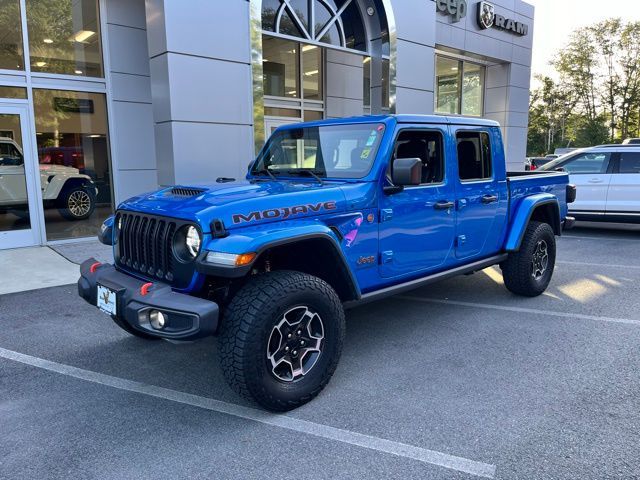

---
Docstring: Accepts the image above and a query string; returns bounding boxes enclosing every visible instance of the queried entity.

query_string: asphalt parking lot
[1,223,639,480]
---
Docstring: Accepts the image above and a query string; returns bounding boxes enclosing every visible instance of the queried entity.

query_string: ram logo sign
[232,201,338,224]
[477,1,529,36]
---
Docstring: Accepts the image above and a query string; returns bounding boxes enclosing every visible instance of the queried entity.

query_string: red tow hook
[140,282,153,296]
[89,262,101,273]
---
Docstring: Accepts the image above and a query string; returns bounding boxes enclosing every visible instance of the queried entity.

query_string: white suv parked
[0,137,97,220]
[540,145,640,223]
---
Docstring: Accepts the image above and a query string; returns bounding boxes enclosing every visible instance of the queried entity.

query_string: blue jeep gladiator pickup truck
[79,115,576,411]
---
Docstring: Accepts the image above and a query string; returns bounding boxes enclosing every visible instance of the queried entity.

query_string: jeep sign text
[436,0,467,23]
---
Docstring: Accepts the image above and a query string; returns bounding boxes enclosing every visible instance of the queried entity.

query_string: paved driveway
[1,224,639,479]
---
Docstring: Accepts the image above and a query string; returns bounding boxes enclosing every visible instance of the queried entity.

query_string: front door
[0,105,41,249]
[379,128,456,278]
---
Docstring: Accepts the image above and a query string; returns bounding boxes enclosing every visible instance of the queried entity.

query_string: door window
[561,152,610,174]
[392,130,444,185]
[618,152,640,174]
[0,114,30,233]
[456,131,492,181]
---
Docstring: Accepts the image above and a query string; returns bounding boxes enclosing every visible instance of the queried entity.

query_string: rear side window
[619,152,640,174]
[561,152,610,174]
[456,131,492,181]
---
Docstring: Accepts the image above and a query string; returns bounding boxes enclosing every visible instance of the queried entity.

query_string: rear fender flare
[505,194,561,252]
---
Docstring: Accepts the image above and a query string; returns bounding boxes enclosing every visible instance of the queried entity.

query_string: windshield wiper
[253,168,278,181]
[285,169,325,185]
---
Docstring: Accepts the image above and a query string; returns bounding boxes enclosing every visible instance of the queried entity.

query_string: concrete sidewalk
[0,240,112,295]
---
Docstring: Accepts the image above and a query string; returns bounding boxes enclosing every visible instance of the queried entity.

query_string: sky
[528,0,640,78]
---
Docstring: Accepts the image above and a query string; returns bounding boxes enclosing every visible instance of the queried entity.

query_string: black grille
[114,212,195,288]
[169,187,206,197]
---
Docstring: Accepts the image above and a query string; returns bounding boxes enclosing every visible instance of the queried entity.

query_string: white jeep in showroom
[0,137,97,220]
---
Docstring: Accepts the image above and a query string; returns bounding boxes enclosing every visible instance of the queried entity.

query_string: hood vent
[169,186,206,197]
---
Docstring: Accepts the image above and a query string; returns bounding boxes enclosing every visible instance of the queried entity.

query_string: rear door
[606,150,640,215]
[558,151,613,213]
[452,127,508,260]
[378,127,456,278]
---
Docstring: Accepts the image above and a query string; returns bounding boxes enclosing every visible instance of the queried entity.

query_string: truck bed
[506,170,571,224]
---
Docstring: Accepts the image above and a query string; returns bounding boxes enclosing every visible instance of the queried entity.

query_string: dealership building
[0,0,534,249]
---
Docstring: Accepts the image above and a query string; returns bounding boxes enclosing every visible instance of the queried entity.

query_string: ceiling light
[71,30,96,43]
[287,90,297,95]
[35,61,47,67]
[451,67,458,71]
[304,70,319,76]
[43,38,53,44]
[302,45,317,52]
[75,70,83,75]
[89,134,101,138]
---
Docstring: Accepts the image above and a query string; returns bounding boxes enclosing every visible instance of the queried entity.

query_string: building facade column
[145,0,255,184]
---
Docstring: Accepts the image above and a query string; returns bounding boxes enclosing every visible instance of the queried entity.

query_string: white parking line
[398,297,640,327]
[0,347,496,479]
[557,260,640,270]
[561,234,639,242]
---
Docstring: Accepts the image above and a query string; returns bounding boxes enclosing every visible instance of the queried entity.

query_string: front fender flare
[505,194,560,252]
[196,221,361,299]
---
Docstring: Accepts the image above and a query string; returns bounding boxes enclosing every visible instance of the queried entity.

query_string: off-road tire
[219,270,345,412]
[111,315,160,340]
[58,185,96,220]
[501,221,556,297]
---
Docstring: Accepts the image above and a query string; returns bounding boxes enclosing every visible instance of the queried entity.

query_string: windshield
[251,123,385,179]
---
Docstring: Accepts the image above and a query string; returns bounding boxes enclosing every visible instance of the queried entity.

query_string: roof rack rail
[593,144,640,148]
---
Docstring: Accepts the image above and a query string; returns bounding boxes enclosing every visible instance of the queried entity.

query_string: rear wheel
[501,221,556,297]
[219,270,345,411]
[58,185,95,220]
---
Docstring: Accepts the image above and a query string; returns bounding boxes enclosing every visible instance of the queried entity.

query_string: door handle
[481,194,498,204]
[434,200,455,210]
[588,179,604,184]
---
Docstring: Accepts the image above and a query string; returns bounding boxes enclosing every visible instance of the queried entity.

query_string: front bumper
[78,258,219,340]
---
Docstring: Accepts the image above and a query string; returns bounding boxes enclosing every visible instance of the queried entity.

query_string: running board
[345,254,509,309]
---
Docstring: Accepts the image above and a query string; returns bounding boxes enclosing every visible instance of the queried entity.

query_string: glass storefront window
[263,37,299,98]
[0,0,25,70]
[363,57,371,106]
[264,107,301,118]
[382,58,390,109]
[462,62,485,116]
[0,86,27,99]
[33,89,111,241]
[302,44,322,100]
[303,110,323,121]
[0,114,30,233]
[436,56,461,115]
[26,0,103,77]
[436,55,485,117]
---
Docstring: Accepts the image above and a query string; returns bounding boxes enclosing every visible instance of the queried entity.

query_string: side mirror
[392,158,422,186]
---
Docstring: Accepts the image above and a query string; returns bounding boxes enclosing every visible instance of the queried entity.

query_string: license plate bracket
[97,284,118,316]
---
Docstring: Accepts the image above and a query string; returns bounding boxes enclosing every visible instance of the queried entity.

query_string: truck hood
[118,180,352,232]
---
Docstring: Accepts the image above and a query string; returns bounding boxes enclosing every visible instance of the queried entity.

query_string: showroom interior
[0,0,534,250]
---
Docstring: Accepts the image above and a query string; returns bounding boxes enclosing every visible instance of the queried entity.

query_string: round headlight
[185,226,201,257]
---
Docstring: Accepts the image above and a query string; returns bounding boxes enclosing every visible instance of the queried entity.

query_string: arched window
[262,0,367,52]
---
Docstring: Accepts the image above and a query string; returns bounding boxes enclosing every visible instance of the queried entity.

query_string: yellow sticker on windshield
[360,148,372,159]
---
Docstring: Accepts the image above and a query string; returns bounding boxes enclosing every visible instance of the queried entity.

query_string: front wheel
[58,185,96,220]
[219,271,345,411]
[501,221,556,297]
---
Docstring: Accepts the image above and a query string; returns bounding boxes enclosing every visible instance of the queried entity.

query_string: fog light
[149,310,166,330]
